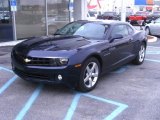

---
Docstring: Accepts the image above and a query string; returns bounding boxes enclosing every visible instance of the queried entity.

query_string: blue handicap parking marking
[0,75,17,94]
[145,59,160,63]
[64,93,128,120]
[15,84,43,120]
[148,46,160,49]
[146,51,160,55]
[64,94,81,120]
[0,66,17,94]
[0,66,43,120]
[0,66,14,73]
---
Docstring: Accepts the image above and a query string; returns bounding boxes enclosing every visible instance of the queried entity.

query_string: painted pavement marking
[0,66,17,94]
[64,93,128,120]
[15,84,43,120]
[145,59,160,63]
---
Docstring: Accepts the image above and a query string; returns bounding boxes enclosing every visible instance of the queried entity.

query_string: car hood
[14,35,100,58]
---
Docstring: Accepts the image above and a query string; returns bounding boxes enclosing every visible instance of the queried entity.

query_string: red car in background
[129,11,149,26]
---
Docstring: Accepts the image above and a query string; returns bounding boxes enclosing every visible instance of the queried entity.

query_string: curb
[147,35,157,43]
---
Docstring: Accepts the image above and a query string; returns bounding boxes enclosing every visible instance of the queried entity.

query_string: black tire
[145,27,151,35]
[133,43,146,65]
[77,57,100,92]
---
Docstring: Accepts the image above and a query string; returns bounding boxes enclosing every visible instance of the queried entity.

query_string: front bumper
[11,55,81,87]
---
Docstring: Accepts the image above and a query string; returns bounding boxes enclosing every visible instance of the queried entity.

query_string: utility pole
[45,0,48,36]
[121,0,126,22]
[10,0,17,41]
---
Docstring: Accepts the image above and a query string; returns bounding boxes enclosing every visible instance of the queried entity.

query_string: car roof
[76,20,128,25]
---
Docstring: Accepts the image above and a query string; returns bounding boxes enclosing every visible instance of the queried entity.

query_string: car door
[103,24,134,70]
[151,18,160,36]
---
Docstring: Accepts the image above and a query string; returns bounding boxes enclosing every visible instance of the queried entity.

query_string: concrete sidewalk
[0,40,25,47]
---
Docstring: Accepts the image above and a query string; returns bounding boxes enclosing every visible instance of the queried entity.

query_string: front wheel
[77,57,100,92]
[133,43,146,65]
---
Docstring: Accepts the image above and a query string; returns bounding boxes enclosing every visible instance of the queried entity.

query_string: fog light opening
[58,75,63,81]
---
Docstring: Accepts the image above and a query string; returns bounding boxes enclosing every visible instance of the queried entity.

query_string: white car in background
[145,18,160,36]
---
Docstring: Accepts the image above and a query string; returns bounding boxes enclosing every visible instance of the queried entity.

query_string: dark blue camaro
[11,20,147,92]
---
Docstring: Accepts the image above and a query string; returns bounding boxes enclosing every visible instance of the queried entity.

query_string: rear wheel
[133,43,146,65]
[145,27,151,35]
[77,57,100,92]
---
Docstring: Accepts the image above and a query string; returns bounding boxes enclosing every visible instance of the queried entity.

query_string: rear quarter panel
[132,30,147,53]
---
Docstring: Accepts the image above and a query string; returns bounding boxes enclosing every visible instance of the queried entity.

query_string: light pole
[121,0,126,22]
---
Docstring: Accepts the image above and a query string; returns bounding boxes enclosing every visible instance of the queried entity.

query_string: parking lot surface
[0,38,160,120]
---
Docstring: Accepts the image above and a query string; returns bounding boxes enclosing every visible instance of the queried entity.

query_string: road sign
[135,0,146,5]
[135,0,154,5]
[10,0,17,11]
[69,0,74,11]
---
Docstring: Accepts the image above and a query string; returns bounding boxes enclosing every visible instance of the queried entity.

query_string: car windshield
[55,22,108,40]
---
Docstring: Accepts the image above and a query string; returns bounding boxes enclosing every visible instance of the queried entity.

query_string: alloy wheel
[83,62,99,88]
[139,45,145,62]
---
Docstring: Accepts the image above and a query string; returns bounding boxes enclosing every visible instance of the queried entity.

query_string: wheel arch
[83,53,103,73]
[141,39,147,49]
[145,26,152,35]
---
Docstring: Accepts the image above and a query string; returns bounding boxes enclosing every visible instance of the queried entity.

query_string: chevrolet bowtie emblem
[24,58,31,63]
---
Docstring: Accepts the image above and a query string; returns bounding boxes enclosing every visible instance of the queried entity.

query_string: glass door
[0,0,13,42]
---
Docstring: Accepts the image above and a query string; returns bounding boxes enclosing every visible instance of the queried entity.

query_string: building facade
[0,0,87,42]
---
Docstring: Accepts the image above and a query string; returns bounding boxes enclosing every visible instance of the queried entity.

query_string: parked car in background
[129,11,149,26]
[97,12,119,20]
[0,11,10,23]
[145,17,160,36]
[11,20,147,92]
[146,11,160,23]
[118,12,133,22]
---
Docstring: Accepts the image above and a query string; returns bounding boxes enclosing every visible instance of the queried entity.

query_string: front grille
[26,57,59,66]
[12,50,61,67]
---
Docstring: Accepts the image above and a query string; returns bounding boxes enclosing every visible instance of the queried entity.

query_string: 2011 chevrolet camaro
[11,20,147,92]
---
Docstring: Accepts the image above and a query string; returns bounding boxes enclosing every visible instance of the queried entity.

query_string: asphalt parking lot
[0,38,160,120]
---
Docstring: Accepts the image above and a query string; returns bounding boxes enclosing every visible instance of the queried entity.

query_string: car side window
[110,25,129,39]
[127,25,134,35]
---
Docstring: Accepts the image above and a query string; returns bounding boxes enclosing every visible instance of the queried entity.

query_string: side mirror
[110,34,123,43]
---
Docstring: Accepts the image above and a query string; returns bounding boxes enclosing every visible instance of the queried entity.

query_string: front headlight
[48,57,69,66]
[59,58,69,65]
[50,58,68,66]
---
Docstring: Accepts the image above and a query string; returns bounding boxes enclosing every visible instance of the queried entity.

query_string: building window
[16,0,69,39]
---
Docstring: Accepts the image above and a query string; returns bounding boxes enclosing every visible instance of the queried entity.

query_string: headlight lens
[59,58,69,65]
[50,58,69,66]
